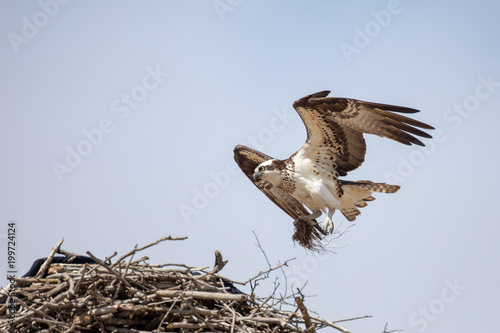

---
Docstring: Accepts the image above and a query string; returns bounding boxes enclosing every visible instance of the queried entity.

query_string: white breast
[290,151,341,212]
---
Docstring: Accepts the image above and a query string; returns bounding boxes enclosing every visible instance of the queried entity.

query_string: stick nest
[0,236,357,332]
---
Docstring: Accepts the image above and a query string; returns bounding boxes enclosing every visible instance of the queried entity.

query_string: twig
[110,235,187,268]
[252,231,272,270]
[308,314,353,333]
[381,322,403,332]
[86,251,133,289]
[71,264,88,296]
[156,290,246,301]
[181,296,217,332]
[211,250,228,274]
[332,314,373,324]
[57,248,83,259]
[35,238,64,278]
[242,258,296,285]
[13,297,56,321]
[157,299,178,330]
[295,293,314,332]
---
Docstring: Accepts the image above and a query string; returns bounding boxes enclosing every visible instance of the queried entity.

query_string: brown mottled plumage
[234,91,434,251]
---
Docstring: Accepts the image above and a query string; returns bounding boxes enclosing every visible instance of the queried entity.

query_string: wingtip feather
[293,90,331,108]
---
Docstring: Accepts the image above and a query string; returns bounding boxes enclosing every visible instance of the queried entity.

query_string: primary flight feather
[234,91,434,249]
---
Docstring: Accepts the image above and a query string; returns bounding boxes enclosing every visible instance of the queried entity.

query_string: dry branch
[34,237,64,278]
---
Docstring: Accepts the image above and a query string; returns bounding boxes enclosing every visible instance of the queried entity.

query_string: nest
[0,236,363,332]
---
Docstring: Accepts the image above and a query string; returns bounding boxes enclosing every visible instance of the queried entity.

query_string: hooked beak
[253,172,262,181]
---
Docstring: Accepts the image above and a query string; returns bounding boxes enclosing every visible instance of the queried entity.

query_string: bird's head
[253,159,283,185]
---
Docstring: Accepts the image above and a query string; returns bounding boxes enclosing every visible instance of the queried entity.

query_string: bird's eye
[259,166,265,172]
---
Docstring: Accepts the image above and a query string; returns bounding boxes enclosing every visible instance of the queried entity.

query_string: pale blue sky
[1,1,500,332]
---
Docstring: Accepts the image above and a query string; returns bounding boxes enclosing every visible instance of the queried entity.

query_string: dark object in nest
[23,255,97,278]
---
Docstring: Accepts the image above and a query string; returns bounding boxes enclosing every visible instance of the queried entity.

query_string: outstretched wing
[292,91,434,176]
[234,144,327,251]
[233,145,314,221]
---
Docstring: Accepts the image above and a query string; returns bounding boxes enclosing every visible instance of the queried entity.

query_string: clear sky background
[1,1,499,332]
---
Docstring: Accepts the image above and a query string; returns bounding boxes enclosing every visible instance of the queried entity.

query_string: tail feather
[345,180,400,193]
[341,206,361,221]
[355,201,368,208]
[339,180,400,221]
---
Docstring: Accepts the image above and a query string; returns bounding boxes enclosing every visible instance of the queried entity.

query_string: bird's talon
[322,217,334,234]
[293,215,304,226]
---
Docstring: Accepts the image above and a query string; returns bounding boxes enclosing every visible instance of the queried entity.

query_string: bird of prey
[234,91,434,249]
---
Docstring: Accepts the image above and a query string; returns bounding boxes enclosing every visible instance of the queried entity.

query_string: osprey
[234,91,434,249]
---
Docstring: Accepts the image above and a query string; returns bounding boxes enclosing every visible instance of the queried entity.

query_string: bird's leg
[322,210,335,234]
[293,210,322,226]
